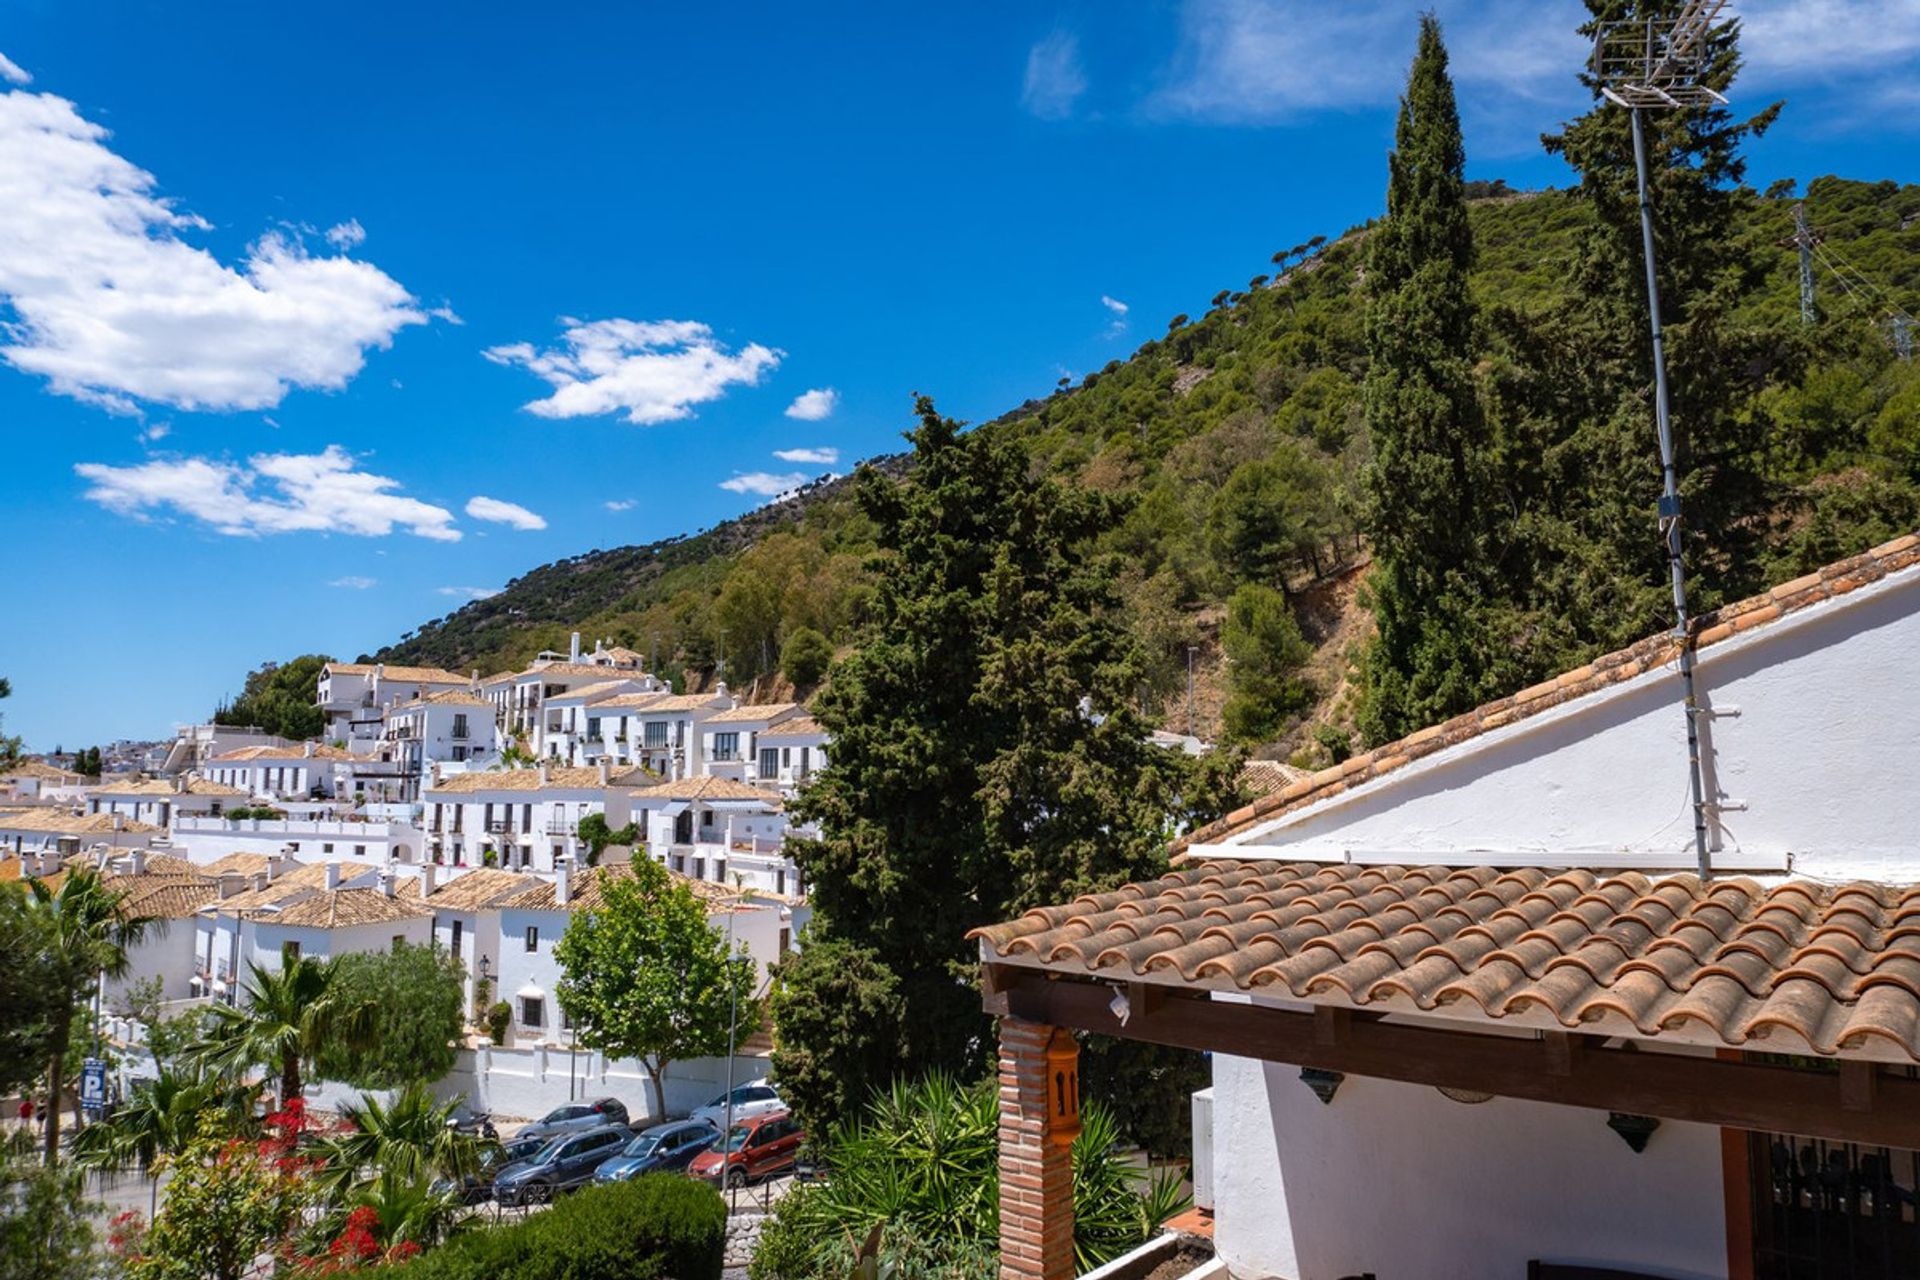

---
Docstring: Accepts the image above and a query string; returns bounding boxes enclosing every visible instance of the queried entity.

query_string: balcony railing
[545,819,577,836]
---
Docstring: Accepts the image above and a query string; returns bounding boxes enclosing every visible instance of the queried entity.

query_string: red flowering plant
[122,1114,323,1280]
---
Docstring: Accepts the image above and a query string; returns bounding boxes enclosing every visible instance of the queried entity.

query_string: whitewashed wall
[1217,568,1920,881]
[169,819,423,866]
[443,1045,774,1123]
[1211,1051,1728,1280]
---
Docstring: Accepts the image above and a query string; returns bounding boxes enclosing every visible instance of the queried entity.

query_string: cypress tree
[1358,14,1498,744]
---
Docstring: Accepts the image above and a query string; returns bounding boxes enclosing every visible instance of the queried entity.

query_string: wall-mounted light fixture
[1300,1068,1344,1105]
[1607,1112,1661,1153]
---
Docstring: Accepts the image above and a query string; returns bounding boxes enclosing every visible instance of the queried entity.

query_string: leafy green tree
[27,868,155,1162]
[766,936,906,1132]
[575,813,640,867]
[779,626,833,689]
[1220,584,1314,744]
[0,1133,98,1280]
[189,956,374,1106]
[124,1119,316,1280]
[0,677,19,769]
[553,860,756,1122]
[213,655,332,741]
[317,943,464,1089]
[1357,14,1502,744]
[0,887,62,1098]
[783,398,1242,1125]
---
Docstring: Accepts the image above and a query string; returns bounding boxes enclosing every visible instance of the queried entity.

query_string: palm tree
[28,867,155,1162]
[189,955,374,1107]
[312,1082,484,1197]
[70,1066,260,1213]
[341,1164,465,1250]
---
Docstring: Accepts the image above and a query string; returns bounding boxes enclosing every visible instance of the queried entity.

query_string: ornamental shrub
[387,1175,725,1280]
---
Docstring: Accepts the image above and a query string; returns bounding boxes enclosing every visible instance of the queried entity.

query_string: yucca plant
[310,1082,486,1198]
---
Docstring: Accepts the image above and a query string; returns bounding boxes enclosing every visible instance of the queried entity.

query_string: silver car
[516,1097,631,1143]
[689,1081,784,1131]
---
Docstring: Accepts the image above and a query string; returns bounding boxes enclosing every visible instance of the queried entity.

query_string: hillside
[378,175,1920,762]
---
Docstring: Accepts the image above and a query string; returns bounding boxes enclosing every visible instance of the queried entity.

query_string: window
[323,843,335,854]
[521,997,543,1028]
[288,842,300,852]
[355,845,367,857]
[712,732,740,762]
[451,919,463,958]
[759,747,780,778]
[776,869,786,895]
[452,714,468,739]
[782,748,792,766]
[692,858,705,880]
[282,940,301,961]
[452,746,468,761]
[552,844,563,861]
[713,858,726,882]
[779,927,790,953]
[391,935,404,951]
[587,717,601,739]
[525,926,539,952]
[522,804,532,834]
[644,721,669,749]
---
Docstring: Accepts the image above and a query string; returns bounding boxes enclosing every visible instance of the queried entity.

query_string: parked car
[688,1080,784,1131]
[493,1124,631,1206]
[434,1135,543,1204]
[688,1111,805,1189]
[593,1120,720,1183]
[515,1097,631,1143]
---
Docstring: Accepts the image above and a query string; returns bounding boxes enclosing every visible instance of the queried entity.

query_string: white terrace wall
[1212,1051,1728,1280]
[169,818,423,867]
[437,1045,774,1124]
[1222,566,1920,881]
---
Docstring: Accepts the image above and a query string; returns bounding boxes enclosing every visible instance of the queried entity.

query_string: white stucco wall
[1216,567,1920,881]
[170,819,423,866]
[1212,1052,1729,1280]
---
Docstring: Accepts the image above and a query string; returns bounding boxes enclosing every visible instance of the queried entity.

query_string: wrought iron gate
[1749,1131,1919,1278]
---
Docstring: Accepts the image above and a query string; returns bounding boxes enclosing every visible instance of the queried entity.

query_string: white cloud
[0,52,30,86]
[0,84,430,412]
[1740,1,1920,79]
[719,471,808,497]
[324,218,367,250]
[329,575,377,590]
[604,498,636,511]
[438,585,501,601]
[1100,294,1131,338]
[773,446,839,465]
[784,386,840,421]
[1023,31,1088,120]
[485,318,781,425]
[75,445,460,541]
[139,422,170,443]
[1100,295,1129,315]
[465,494,547,531]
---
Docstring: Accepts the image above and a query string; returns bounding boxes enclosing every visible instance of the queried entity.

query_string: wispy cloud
[75,445,460,541]
[773,446,839,465]
[1741,1,1920,80]
[485,318,781,425]
[719,471,807,497]
[1100,294,1130,338]
[0,79,430,413]
[438,585,501,601]
[324,218,366,250]
[465,495,547,531]
[1023,31,1088,120]
[784,387,839,421]
[0,51,30,86]
[329,575,377,590]
[139,423,170,444]
[604,498,636,512]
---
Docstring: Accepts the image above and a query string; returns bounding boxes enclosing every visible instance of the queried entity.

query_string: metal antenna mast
[1592,1,1730,880]
[1792,202,1817,327]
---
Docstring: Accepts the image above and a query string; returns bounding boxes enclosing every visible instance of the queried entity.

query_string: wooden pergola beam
[987,970,1920,1149]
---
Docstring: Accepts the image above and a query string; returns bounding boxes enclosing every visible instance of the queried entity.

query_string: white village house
[315,662,472,752]
[421,762,652,873]
[199,742,356,802]
[975,535,1920,1280]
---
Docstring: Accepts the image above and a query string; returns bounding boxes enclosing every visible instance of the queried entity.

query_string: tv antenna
[1591,0,1730,880]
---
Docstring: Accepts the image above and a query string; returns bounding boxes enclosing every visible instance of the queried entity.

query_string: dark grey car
[514,1097,632,1143]
[493,1124,631,1206]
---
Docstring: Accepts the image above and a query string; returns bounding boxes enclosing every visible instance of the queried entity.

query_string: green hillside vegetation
[378,173,1920,760]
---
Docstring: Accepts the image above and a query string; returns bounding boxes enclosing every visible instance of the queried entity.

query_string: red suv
[688,1110,805,1188]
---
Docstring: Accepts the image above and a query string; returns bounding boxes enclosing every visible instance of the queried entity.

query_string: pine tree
[779,397,1242,1125]
[1358,14,1500,744]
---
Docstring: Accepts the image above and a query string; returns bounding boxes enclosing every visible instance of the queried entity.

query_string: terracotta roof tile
[1177,533,1920,853]
[0,810,163,835]
[705,702,798,725]
[324,663,470,685]
[501,863,745,913]
[630,776,780,804]
[424,868,543,911]
[424,766,651,794]
[269,888,430,929]
[93,778,247,798]
[758,715,825,739]
[972,860,1920,1064]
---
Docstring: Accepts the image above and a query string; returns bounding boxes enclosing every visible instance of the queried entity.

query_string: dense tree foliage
[553,860,756,1122]
[766,935,907,1132]
[1358,15,1506,744]
[1220,584,1314,745]
[189,955,375,1107]
[317,943,465,1090]
[778,398,1242,1126]
[213,654,332,741]
[0,1134,98,1280]
[779,626,834,688]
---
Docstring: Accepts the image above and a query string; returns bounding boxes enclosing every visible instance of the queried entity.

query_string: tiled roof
[395,689,491,709]
[543,679,641,704]
[112,874,220,919]
[210,744,353,762]
[1178,533,1920,853]
[625,692,728,714]
[1241,759,1308,797]
[107,851,201,878]
[324,663,470,685]
[0,858,67,891]
[630,776,781,804]
[759,715,824,739]
[201,861,345,911]
[523,661,640,680]
[706,702,797,725]
[0,811,162,835]
[972,861,1920,1065]
[501,863,741,913]
[594,692,669,711]
[424,868,543,911]
[2,761,84,783]
[92,778,247,798]
[424,766,651,794]
[201,852,278,877]
[269,888,430,929]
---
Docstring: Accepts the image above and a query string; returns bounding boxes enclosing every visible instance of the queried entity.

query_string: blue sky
[3,1,1917,750]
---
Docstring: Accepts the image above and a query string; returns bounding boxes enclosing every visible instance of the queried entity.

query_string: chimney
[303,742,314,758]
[597,758,611,786]
[554,853,571,907]
[111,812,125,832]
[378,864,395,898]
[325,862,341,891]
[420,863,438,896]
[128,848,146,876]
[569,632,581,662]
[251,871,269,893]
[174,775,188,794]
[269,849,293,879]
[538,761,550,786]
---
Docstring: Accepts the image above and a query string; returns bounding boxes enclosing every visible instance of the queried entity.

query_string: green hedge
[392,1175,726,1280]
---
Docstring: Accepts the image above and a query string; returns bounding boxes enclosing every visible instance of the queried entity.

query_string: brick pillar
[998,1017,1076,1280]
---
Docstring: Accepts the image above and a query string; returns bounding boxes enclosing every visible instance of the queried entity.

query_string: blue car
[594,1120,719,1183]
